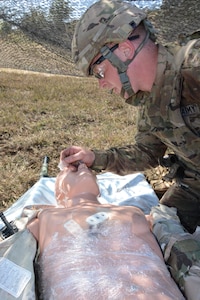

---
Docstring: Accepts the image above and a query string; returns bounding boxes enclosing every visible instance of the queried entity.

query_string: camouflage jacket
[92,38,200,175]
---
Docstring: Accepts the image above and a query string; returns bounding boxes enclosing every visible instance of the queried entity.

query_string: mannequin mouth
[73,160,84,167]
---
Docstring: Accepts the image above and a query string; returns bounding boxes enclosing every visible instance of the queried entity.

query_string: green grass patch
[0,70,138,209]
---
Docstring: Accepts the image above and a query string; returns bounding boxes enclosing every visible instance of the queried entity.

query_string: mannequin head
[55,163,100,207]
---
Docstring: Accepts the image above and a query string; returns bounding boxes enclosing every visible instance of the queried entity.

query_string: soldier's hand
[59,146,95,169]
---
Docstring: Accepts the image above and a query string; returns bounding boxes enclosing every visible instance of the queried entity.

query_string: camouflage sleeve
[92,106,167,175]
[151,204,200,299]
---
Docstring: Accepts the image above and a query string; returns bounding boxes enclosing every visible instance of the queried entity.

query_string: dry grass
[1,0,199,210]
[0,70,140,210]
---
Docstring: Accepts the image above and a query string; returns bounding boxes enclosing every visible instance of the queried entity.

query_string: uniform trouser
[160,178,200,233]
[151,204,200,300]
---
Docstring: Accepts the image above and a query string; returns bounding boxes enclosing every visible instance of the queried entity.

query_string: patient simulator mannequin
[27,162,184,300]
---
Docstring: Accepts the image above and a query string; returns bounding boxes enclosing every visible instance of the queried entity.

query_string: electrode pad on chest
[86,212,109,226]
[64,219,83,236]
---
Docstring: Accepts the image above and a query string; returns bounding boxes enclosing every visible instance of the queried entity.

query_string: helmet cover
[72,0,147,76]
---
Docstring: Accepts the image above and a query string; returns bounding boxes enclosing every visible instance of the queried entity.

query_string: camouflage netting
[0,0,82,75]
[149,0,200,44]
[0,0,200,75]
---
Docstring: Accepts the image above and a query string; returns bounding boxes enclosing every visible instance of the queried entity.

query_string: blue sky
[69,0,162,20]
[0,0,162,21]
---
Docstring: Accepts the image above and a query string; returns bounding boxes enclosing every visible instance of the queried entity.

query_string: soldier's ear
[117,40,135,60]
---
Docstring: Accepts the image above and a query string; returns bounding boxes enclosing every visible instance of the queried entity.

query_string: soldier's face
[90,42,136,99]
[90,46,125,97]
[95,60,123,95]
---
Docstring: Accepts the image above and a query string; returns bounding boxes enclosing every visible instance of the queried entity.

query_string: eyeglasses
[89,35,140,79]
[91,64,105,79]
[89,44,119,79]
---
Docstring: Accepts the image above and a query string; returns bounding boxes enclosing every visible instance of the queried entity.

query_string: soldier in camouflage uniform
[61,1,200,297]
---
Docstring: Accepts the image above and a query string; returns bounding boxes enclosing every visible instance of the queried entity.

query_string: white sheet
[0,172,159,229]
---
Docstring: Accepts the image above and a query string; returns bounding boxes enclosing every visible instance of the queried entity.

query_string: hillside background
[0,0,200,75]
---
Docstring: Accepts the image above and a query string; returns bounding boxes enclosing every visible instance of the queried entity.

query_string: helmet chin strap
[100,31,150,98]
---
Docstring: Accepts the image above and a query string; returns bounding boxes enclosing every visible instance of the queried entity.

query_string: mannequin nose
[78,162,87,170]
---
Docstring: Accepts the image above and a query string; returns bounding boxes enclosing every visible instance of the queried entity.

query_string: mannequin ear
[117,40,135,60]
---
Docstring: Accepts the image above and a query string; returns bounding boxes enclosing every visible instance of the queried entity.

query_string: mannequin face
[55,163,99,205]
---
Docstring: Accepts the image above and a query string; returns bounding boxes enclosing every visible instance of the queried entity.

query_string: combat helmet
[72,0,156,98]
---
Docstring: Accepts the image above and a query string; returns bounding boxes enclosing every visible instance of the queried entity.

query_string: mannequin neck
[64,192,99,207]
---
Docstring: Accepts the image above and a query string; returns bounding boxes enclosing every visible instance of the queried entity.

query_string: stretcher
[0,168,159,299]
